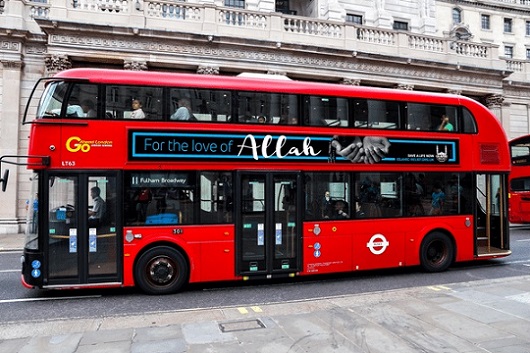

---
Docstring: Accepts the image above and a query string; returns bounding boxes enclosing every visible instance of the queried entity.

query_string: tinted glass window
[354,99,400,129]
[170,88,231,122]
[304,172,352,220]
[105,85,163,120]
[124,171,196,225]
[305,96,349,127]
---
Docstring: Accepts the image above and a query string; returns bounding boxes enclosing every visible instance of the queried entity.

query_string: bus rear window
[511,177,530,192]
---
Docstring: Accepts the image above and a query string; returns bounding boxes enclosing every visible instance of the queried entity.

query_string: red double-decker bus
[509,135,530,223]
[2,68,511,294]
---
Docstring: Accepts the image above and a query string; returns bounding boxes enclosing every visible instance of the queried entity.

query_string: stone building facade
[1,0,530,233]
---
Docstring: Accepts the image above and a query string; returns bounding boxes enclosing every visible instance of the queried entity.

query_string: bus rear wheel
[135,246,189,295]
[420,232,454,272]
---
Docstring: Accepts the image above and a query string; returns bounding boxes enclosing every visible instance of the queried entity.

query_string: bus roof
[510,135,530,146]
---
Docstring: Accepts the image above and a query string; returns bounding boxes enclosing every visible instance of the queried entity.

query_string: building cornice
[35,18,508,94]
[440,0,530,15]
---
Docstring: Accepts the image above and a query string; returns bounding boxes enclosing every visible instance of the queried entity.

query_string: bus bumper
[21,251,44,289]
[20,274,35,289]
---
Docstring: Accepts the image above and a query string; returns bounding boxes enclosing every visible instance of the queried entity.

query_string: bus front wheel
[135,246,189,295]
[420,232,454,272]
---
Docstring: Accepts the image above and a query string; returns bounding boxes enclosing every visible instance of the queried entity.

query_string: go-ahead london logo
[66,136,113,153]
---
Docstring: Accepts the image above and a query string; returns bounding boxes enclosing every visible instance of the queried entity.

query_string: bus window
[124,171,196,225]
[234,91,278,124]
[105,85,163,120]
[305,96,349,127]
[275,94,299,125]
[407,172,472,216]
[66,83,99,118]
[510,177,530,192]
[170,88,231,122]
[461,107,478,133]
[37,81,68,119]
[357,173,402,218]
[406,103,458,132]
[304,172,351,220]
[200,172,233,223]
[354,99,399,129]
[406,103,431,130]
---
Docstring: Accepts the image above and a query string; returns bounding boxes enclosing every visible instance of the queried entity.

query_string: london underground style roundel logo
[366,233,390,255]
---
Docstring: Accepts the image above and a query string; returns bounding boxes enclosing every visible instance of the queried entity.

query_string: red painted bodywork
[508,135,530,224]
[21,69,511,291]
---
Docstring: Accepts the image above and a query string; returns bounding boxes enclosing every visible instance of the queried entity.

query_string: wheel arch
[133,241,191,293]
[422,227,457,262]
[419,228,457,272]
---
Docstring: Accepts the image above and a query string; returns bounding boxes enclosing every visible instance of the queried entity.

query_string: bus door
[236,172,302,276]
[45,173,121,286]
[476,174,510,256]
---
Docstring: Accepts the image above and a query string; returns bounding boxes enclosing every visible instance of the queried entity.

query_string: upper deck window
[67,83,99,118]
[461,108,477,133]
[39,82,99,118]
[305,96,349,127]
[37,81,67,118]
[353,99,400,129]
[406,103,458,131]
[231,91,299,124]
[106,85,163,120]
[169,88,232,122]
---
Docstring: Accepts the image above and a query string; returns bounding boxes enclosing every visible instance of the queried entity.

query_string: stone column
[484,94,504,120]
[484,94,509,135]
[0,60,23,234]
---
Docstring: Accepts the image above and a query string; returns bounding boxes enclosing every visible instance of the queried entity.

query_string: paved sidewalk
[0,274,529,352]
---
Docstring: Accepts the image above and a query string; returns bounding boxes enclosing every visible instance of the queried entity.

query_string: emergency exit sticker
[89,228,97,253]
[69,228,77,253]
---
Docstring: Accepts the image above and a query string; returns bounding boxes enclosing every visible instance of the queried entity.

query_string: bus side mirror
[0,169,9,192]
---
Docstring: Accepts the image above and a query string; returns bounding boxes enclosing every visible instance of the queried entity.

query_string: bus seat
[145,213,179,225]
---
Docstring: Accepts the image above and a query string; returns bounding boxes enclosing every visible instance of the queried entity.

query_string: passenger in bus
[430,182,445,215]
[355,201,365,218]
[129,99,146,119]
[134,187,152,222]
[405,173,425,216]
[88,186,106,225]
[81,99,97,118]
[61,98,84,117]
[322,191,333,219]
[437,115,454,131]
[332,200,349,219]
[170,98,197,121]
[257,115,267,123]
[288,116,299,125]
